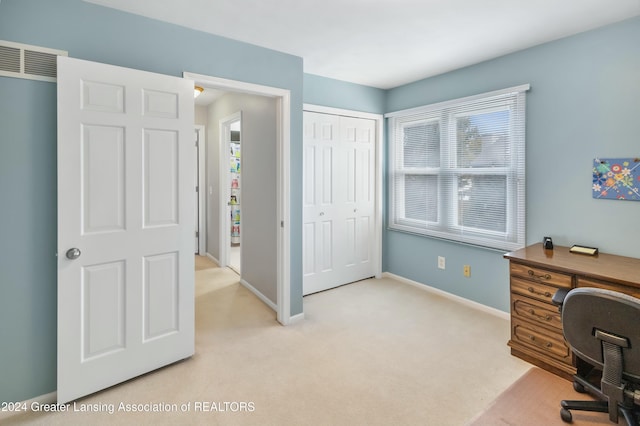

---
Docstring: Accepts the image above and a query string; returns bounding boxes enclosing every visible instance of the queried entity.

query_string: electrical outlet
[463,265,471,277]
[438,256,446,270]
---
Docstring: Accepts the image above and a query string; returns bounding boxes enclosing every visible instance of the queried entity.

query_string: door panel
[82,261,126,359]
[143,129,179,226]
[321,220,333,272]
[143,252,179,340]
[303,111,376,295]
[82,125,125,233]
[57,56,194,403]
[358,216,371,263]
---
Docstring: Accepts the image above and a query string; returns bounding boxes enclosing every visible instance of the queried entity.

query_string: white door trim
[303,104,383,280]
[196,125,206,256]
[218,112,242,269]
[184,72,291,326]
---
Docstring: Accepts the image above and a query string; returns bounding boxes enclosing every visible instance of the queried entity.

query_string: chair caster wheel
[573,381,586,393]
[560,407,573,423]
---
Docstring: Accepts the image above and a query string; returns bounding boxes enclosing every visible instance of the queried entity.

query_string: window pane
[457,110,509,168]
[388,86,526,250]
[458,175,506,232]
[404,175,437,222]
[403,122,440,168]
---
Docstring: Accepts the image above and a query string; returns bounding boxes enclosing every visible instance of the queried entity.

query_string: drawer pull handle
[528,335,553,349]
[528,270,552,280]
[527,309,552,321]
[527,287,552,298]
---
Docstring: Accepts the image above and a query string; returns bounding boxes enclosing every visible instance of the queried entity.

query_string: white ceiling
[194,86,226,106]
[84,0,640,89]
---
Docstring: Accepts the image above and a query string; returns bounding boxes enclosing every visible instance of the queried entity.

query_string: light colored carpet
[5,257,529,425]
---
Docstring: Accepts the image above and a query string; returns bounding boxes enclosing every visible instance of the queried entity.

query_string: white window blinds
[386,84,529,251]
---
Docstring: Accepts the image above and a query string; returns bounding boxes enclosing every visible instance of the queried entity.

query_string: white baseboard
[240,279,277,312]
[205,252,220,266]
[0,391,57,421]
[287,312,305,325]
[383,272,509,321]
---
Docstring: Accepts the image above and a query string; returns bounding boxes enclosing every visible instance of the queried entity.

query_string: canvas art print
[592,158,640,201]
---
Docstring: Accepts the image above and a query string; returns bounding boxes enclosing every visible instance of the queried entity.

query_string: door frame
[195,125,206,255]
[218,111,242,270]
[184,72,291,326]
[303,104,384,281]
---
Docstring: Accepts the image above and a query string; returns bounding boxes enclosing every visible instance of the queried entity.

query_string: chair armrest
[552,288,570,309]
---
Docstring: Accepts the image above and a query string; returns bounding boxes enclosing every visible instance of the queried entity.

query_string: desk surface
[504,243,640,288]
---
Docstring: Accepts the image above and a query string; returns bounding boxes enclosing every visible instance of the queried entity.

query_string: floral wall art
[592,158,640,201]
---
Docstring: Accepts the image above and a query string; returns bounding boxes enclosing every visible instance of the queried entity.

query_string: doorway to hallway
[186,71,292,325]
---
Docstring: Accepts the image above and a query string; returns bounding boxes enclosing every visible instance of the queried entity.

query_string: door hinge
[195,186,199,192]
[195,231,199,238]
[281,220,284,228]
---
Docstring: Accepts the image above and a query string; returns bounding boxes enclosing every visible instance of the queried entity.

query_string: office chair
[552,288,640,424]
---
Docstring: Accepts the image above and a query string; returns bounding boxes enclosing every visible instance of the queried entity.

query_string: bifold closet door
[303,111,375,295]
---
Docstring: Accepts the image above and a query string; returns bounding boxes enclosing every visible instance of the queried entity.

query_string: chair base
[560,399,637,424]
[560,369,639,425]
[559,365,639,425]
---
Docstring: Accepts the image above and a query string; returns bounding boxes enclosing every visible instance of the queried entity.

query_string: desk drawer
[512,318,571,364]
[511,277,564,304]
[512,295,562,330]
[577,277,640,299]
[510,263,572,288]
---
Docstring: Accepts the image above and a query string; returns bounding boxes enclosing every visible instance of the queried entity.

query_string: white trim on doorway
[302,104,384,280]
[183,72,292,326]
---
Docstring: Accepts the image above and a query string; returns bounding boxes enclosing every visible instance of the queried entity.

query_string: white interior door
[218,112,241,269]
[303,111,376,295]
[195,125,206,256]
[57,56,195,403]
[195,129,199,253]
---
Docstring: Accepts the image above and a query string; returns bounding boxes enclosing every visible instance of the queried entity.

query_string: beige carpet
[469,367,626,426]
[5,257,530,425]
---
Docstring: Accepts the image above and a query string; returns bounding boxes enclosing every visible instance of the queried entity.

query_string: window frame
[386,84,529,251]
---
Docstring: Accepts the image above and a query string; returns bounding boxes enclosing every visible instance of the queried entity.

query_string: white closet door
[57,56,195,403]
[303,111,376,295]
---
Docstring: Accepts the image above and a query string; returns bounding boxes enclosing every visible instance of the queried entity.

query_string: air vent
[0,45,20,73]
[0,40,67,82]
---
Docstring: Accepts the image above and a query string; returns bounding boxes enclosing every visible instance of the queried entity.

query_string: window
[387,85,529,250]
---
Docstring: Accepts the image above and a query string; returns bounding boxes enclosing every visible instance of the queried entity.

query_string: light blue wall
[0,0,303,403]
[0,77,58,403]
[303,73,386,114]
[385,17,640,312]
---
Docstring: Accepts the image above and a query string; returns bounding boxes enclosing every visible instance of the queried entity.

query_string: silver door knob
[66,248,81,260]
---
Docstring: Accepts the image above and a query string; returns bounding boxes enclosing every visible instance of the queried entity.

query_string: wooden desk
[504,243,640,380]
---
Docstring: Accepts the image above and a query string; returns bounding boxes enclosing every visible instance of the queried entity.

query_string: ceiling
[194,86,226,106]
[84,0,640,89]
